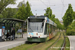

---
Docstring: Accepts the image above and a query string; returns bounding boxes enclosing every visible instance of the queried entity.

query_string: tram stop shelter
[0,18,26,41]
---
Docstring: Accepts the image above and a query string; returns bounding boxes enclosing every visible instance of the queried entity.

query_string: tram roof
[28,16,47,19]
[28,16,57,27]
[1,18,25,22]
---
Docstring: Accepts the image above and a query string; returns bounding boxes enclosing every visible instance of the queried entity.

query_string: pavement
[68,36,75,50]
[0,33,27,50]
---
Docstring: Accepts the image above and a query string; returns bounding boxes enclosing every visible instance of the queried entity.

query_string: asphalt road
[68,36,75,50]
[0,33,27,50]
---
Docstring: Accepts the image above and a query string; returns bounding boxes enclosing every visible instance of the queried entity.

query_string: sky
[7,0,75,20]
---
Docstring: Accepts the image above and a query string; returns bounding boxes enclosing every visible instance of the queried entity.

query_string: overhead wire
[40,0,48,7]
[48,0,50,7]
[61,0,64,17]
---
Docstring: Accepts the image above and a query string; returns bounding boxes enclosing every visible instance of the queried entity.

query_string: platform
[0,34,27,50]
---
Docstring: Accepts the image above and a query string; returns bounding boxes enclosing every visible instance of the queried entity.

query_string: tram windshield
[28,19,44,33]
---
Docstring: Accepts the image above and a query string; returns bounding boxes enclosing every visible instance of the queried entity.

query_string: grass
[8,43,37,50]
[8,32,61,50]
[48,32,64,50]
[65,37,70,50]
[64,32,70,50]
[35,32,60,50]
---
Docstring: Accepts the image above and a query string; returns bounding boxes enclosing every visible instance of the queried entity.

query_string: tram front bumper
[27,37,46,42]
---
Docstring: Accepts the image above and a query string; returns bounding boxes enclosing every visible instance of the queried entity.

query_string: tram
[27,16,57,42]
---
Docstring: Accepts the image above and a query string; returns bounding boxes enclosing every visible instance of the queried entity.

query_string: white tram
[27,16,57,42]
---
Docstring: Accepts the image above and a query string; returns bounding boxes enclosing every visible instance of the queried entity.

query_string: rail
[61,33,65,50]
[47,32,61,50]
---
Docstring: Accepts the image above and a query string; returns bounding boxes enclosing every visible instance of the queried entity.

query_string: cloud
[7,0,75,20]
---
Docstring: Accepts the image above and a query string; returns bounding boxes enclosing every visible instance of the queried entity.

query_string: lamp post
[35,10,37,16]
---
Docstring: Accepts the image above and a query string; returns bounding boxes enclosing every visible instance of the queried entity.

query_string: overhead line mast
[23,0,25,4]
[61,0,64,17]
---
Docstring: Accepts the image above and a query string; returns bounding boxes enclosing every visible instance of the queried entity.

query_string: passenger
[6,32,10,40]
[11,28,15,40]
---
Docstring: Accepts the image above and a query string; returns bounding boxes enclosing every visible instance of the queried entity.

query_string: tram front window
[28,19,44,33]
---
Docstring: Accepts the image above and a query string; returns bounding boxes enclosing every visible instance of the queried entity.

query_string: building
[60,20,63,25]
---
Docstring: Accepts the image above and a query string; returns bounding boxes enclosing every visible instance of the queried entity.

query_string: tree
[17,1,25,7]
[0,14,3,18]
[15,1,33,20]
[44,7,64,30]
[54,18,64,29]
[2,8,17,18]
[44,7,52,19]
[66,21,75,35]
[62,4,73,29]
[15,4,26,20]
[44,7,56,22]
[72,11,75,19]
[25,1,33,18]
[0,0,16,13]
[51,14,55,22]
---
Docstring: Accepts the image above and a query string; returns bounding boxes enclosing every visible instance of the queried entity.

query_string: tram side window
[50,25,52,33]
[47,24,48,34]
[53,26,55,32]
[53,26,54,32]
[44,24,47,35]
[47,24,49,35]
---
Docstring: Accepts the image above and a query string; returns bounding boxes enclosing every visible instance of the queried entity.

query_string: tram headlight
[39,36,40,38]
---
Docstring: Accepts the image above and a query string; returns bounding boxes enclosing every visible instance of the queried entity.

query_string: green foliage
[44,7,64,29]
[62,4,73,28]
[15,4,26,20]
[72,12,75,19]
[17,1,25,7]
[66,29,75,35]
[0,0,16,13]
[68,21,75,29]
[25,1,33,18]
[0,14,3,18]
[55,18,64,29]
[66,21,75,35]
[65,37,70,50]
[51,14,55,22]
[44,7,52,19]
[15,1,33,20]
[2,8,17,18]
[44,7,56,22]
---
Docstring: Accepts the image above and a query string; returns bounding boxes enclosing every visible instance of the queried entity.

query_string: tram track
[27,32,60,50]
[61,33,65,50]
[27,43,44,50]
[47,32,64,50]
[8,32,62,50]
[47,32,61,50]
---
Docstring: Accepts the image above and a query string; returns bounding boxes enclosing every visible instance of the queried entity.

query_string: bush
[66,21,75,35]
[0,14,3,18]
[66,29,75,35]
